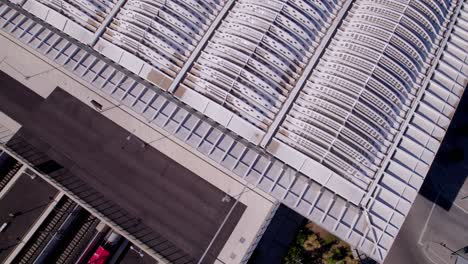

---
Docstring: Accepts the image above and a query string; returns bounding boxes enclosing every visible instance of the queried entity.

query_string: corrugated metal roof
[0,0,467,262]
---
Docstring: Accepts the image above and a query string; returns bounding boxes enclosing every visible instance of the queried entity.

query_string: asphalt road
[385,183,468,264]
[384,193,433,264]
[0,70,246,263]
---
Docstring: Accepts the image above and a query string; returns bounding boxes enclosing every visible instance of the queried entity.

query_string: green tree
[284,245,304,264]
[303,234,321,252]
[322,245,349,264]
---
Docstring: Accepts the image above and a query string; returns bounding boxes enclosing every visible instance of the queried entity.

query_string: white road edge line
[197,185,248,264]
[418,193,440,246]
[451,201,468,215]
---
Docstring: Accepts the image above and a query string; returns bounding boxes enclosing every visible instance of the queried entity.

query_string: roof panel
[1,0,467,262]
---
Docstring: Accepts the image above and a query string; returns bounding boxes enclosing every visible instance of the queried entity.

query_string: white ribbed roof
[181,0,343,129]
[273,0,457,193]
[104,0,227,78]
[1,0,467,262]
[36,0,117,32]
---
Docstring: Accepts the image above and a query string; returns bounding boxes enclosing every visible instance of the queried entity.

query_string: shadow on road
[420,86,468,211]
[248,205,305,264]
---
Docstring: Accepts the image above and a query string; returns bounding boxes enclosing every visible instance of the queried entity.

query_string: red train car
[87,246,110,264]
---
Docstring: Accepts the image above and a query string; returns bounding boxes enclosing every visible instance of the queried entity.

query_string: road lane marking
[418,193,440,246]
[452,201,468,215]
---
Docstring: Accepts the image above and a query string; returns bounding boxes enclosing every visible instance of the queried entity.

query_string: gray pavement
[0,70,246,263]
[0,173,57,262]
[385,187,468,264]
[421,195,468,264]
[0,70,43,124]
